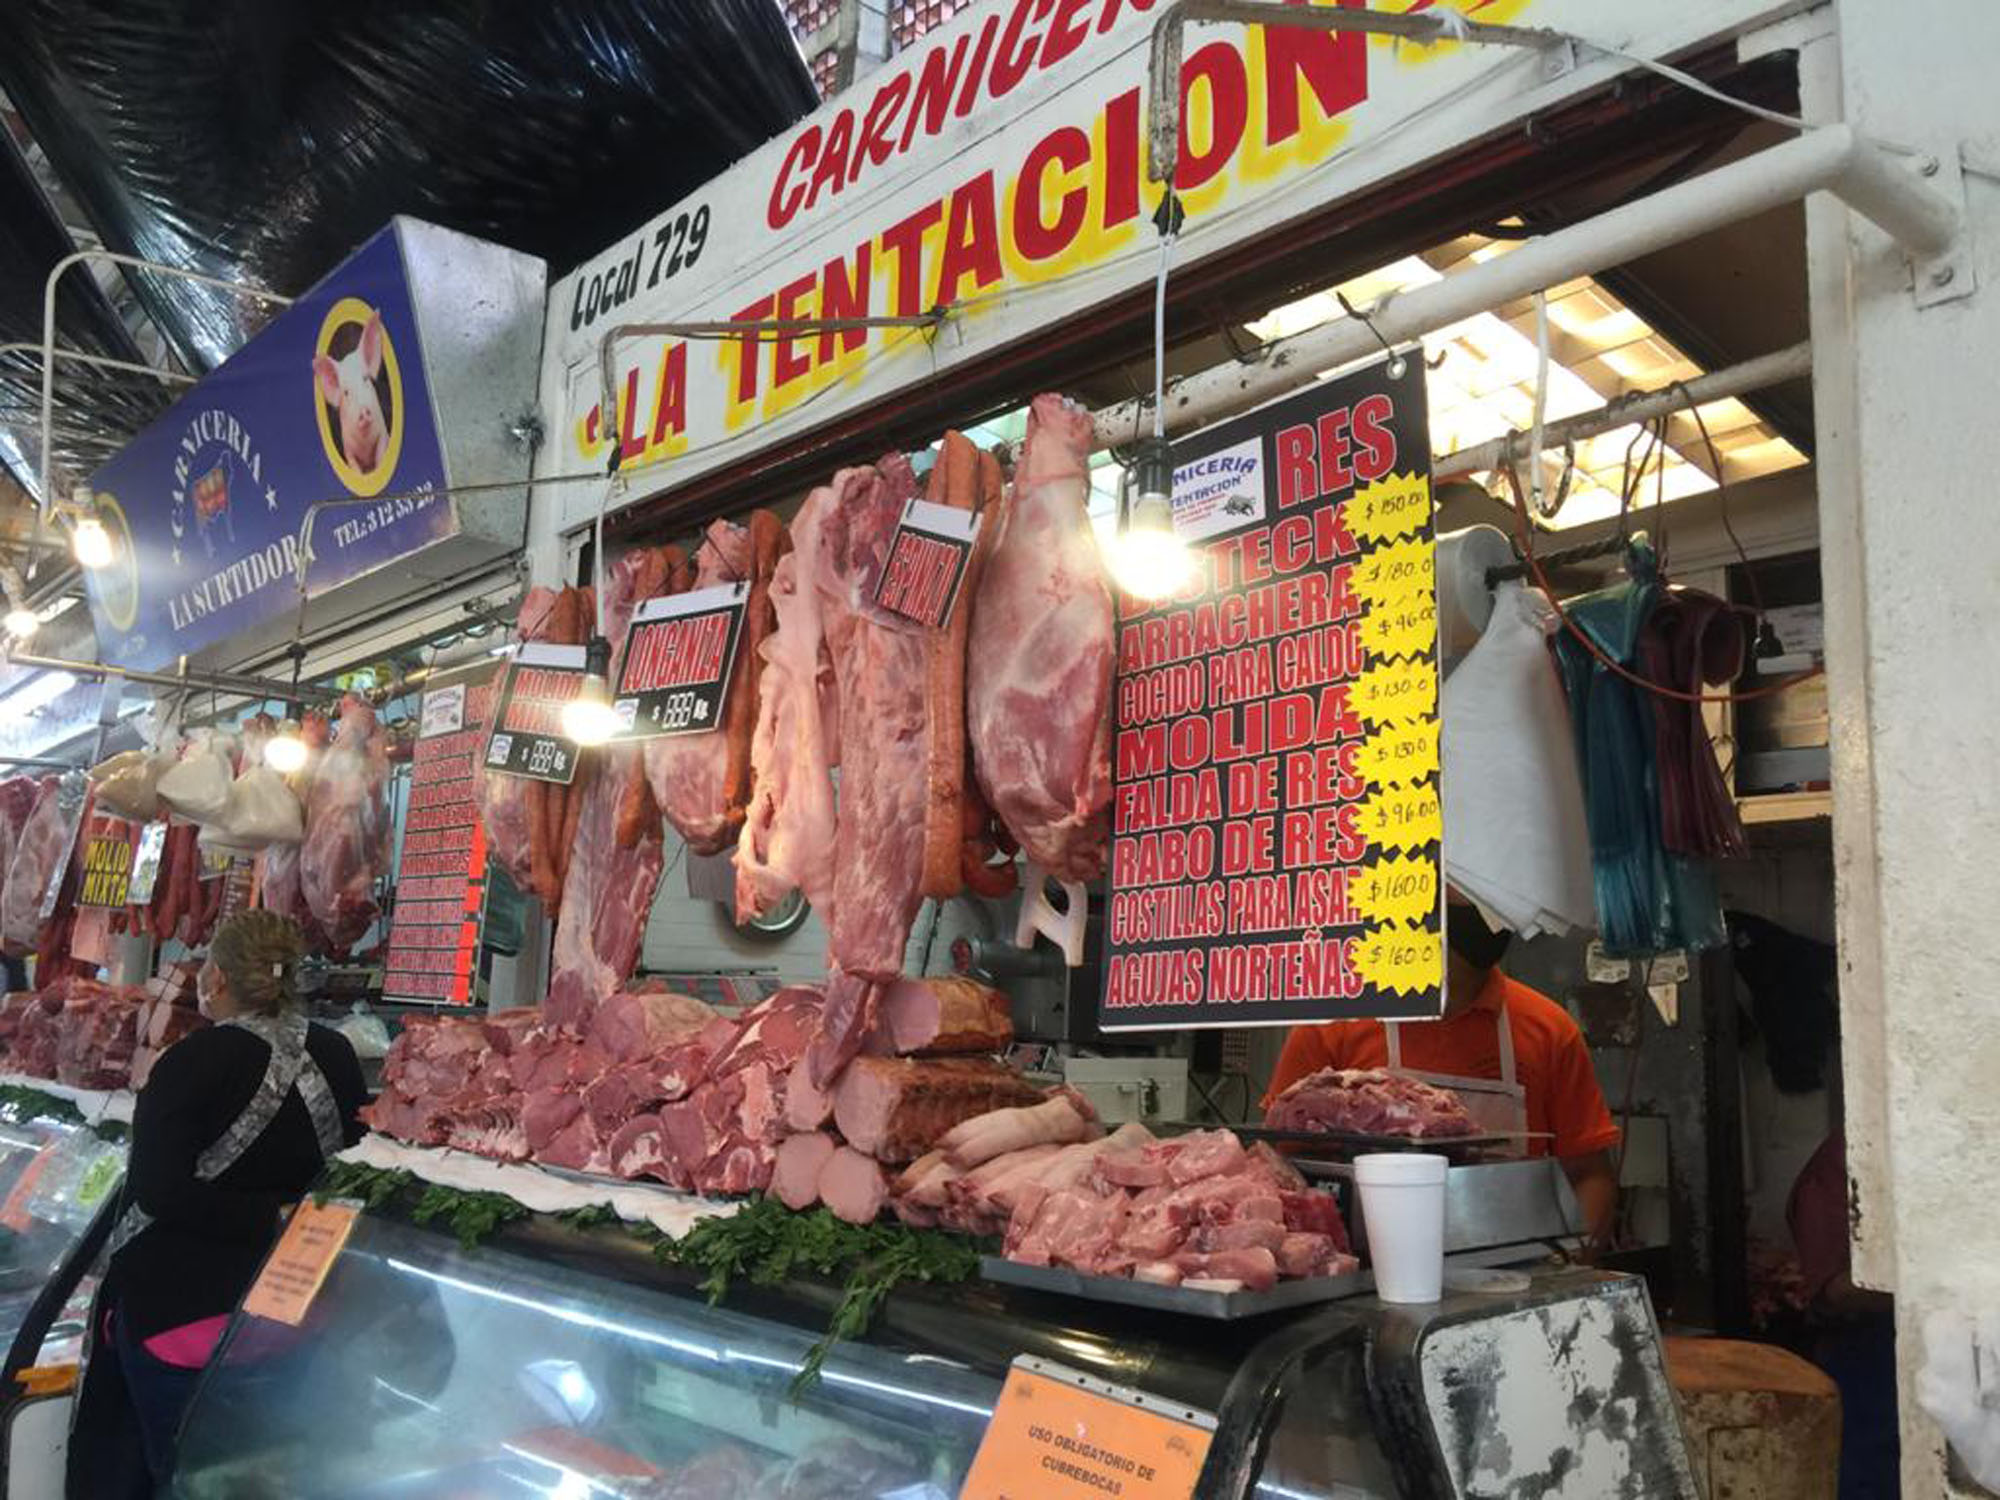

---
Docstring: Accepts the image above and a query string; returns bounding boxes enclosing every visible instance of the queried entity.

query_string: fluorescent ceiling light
[1246,238,1809,529]
[2,671,76,717]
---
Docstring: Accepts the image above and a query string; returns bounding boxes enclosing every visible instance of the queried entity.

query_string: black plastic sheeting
[0,0,816,495]
[0,126,173,500]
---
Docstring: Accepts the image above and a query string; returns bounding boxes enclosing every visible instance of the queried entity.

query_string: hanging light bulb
[3,605,37,641]
[71,514,114,570]
[264,715,309,774]
[560,636,622,747]
[1106,436,1195,600]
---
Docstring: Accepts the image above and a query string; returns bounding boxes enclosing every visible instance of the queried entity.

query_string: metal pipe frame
[595,313,947,484]
[1433,341,1814,481]
[0,646,309,705]
[1092,125,1957,447]
[0,341,195,387]
[1145,0,1560,189]
[34,250,294,570]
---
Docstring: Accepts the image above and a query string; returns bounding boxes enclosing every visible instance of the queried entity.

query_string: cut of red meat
[588,985,721,1063]
[773,1131,838,1210]
[1280,1189,1352,1251]
[2,778,76,956]
[537,1111,606,1173]
[1172,1246,1280,1291]
[546,550,679,1033]
[523,1090,584,1155]
[707,987,818,1077]
[966,394,1114,883]
[695,1137,774,1196]
[481,1009,543,1054]
[607,1114,671,1182]
[1265,1067,1479,1138]
[299,695,390,954]
[735,474,852,923]
[804,970,878,1088]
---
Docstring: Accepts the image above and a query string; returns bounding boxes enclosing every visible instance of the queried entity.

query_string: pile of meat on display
[0,973,183,1092]
[1264,1067,1480,1139]
[441,396,1120,1216]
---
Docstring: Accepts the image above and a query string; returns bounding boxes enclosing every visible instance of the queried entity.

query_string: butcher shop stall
[2,0,1978,1491]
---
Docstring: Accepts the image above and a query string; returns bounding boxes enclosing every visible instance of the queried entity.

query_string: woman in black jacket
[101,908,366,1487]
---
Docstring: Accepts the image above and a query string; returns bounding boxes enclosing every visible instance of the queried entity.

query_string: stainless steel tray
[980,1256,1372,1319]
[1218,1123,1529,1160]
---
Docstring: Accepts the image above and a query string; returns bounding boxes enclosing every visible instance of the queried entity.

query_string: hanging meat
[258,711,334,951]
[479,584,593,913]
[967,393,1115,883]
[2,776,82,957]
[644,512,788,855]
[545,547,680,1034]
[735,472,855,923]
[299,694,390,954]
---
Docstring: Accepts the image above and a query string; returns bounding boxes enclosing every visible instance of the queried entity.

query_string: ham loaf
[864,976,1013,1056]
[832,1055,1044,1164]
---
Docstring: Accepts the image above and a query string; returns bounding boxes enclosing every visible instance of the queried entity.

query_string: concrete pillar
[1804,3,2000,1491]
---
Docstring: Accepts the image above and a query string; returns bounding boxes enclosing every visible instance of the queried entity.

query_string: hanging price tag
[242,1199,359,1326]
[960,1358,1215,1500]
[613,582,747,739]
[873,496,982,628]
[485,643,588,784]
[124,821,169,907]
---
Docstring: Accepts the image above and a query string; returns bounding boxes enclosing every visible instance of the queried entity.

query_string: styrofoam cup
[1355,1152,1448,1304]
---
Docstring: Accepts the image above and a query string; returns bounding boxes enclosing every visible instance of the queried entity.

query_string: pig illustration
[313,309,388,475]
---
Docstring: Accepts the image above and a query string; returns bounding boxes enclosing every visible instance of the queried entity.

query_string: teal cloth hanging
[1552,541,1726,955]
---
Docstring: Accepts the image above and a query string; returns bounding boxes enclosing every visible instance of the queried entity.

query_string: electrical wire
[1501,462,1820,705]
[1153,225,1175,440]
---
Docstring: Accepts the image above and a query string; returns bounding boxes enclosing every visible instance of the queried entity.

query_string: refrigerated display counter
[0,1107,125,1369]
[166,1198,1701,1499]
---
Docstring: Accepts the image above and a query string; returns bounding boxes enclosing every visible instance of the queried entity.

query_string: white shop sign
[538,0,1802,530]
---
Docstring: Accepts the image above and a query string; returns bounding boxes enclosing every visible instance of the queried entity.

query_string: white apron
[1384,998,1531,1154]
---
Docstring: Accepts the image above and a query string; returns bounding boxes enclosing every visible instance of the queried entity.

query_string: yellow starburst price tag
[1351,923,1444,997]
[1358,594,1436,662]
[1355,783,1443,853]
[1344,471,1432,546]
[1352,718,1439,788]
[1350,535,1433,615]
[1349,854,1440,928]
[1350,656,1437,728]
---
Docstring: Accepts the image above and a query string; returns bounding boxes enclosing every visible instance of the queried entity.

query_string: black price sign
[485,642,587,784]
[1099,353,1444,1032]
[614,581,747,739]
[873,496,982,628]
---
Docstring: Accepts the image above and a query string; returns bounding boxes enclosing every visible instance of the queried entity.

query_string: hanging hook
[1334,291,1406,379]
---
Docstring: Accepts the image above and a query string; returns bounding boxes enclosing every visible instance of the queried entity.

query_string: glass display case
[170,1207,1696,1499]
[0,1110,126,1368]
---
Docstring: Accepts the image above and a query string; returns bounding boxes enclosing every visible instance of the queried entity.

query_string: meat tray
[1207,1123,1527,1161]
[979,1255,1373,1319]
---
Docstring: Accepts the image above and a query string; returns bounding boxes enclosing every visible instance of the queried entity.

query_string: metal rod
[0,647,308,704]
[0,755,82,771]
[1146,0,1559,188]
[1434,341,1814,480]
[1091,126,1884,447]
[0,341,195,386]
[35,250,293,576]
[597,312,948,480]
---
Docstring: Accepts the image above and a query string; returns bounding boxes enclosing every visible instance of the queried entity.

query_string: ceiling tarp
[0,0,815,495]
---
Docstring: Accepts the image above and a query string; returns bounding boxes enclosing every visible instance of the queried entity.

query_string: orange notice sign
[241,1200,358,1326]
[960,1359,1215,1500]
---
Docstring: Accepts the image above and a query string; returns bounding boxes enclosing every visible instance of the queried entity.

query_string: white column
[1806,4,2000,1492]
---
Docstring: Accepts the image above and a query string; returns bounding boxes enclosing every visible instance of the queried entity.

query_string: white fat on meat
[734,475,851,922]
[966,393,1115,883]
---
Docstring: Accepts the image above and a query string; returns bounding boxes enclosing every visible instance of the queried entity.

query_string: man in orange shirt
[1264,898,1622,1245]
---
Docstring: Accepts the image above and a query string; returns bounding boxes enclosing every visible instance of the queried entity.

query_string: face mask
[1446,902,1512,971]
[196,966,222,1020]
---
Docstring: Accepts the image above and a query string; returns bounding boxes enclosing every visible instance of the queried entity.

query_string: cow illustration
[192,460,233,555]
[1223,494,1256,516]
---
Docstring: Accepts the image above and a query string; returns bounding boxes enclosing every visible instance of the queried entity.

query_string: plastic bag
[1918,1309,2000,1488]
[156,732,236,824]
[89,748,171,821]
[197,767,304,853]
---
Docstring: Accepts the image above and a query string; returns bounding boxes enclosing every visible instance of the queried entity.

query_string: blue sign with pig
[84,224,455,669]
